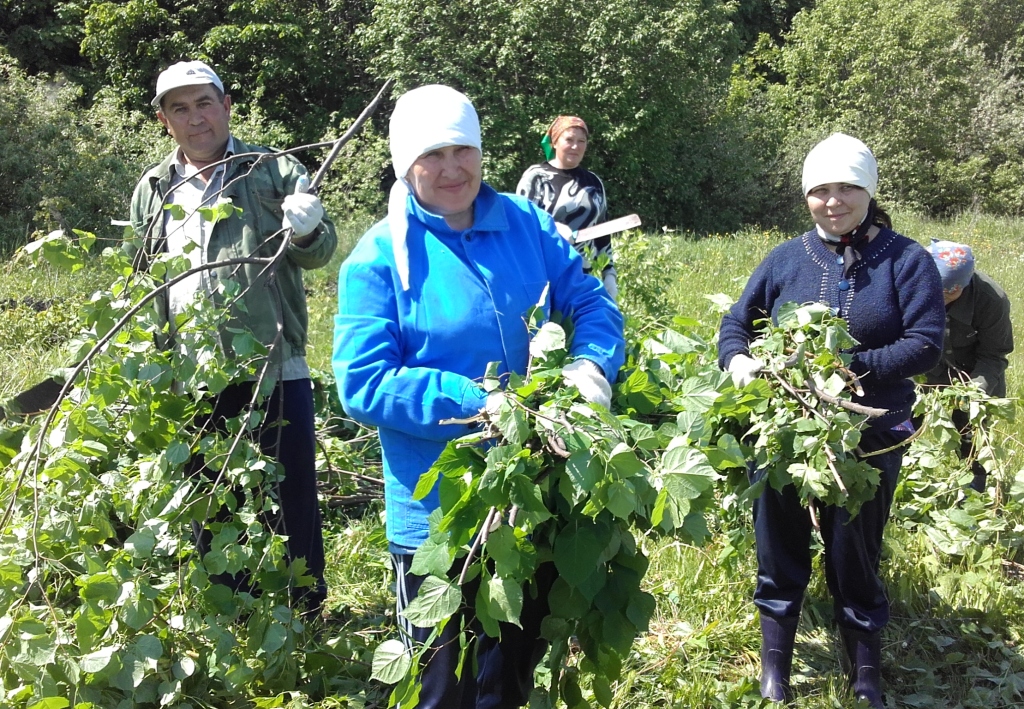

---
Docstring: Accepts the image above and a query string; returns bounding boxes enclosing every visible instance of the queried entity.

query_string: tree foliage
[737,0,1024,217]
[360,0,765,229]
[0,50,166,253]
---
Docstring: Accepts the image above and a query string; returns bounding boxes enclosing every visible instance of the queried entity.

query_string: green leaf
[605,443,646,480]
[164,204,186,221]
[706,434,747,470]
[198,197,241,225]
[410,535,456,577]
[593,675,613,708]
[529,321,566,359]
[675,377,720,413]
[401,576,461,627]
[261,622,288,655]
[78,573,120,604]
[554,521,609,588]
[124,528,156,559]
[620,367,661,414]
[202,550,228,575]
[548,578,587,620]
[370,639,412,684]
[626,591,657,631]
[415,445,477,500]
[565,450,600,493]
[81,644,119,673]
[485,526,525,577]
[134,635,163,662]
[483,575,523,626]
[27,699,70,709]
[122,597,155,630]
[606,480,637,520]
[602,610,636,655]
[173,656,196,680]
[497,408,530,448]
[165,439,191,466]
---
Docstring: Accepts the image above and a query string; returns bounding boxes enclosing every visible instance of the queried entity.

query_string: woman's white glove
[728,353,763,388]
[282,175,324,237]
[561,358,612,410]
[602,271,618,300]
[483,391,505,416]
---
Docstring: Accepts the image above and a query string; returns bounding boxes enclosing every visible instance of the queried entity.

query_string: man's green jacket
[925,270,1013,397]
[129,137,338,366]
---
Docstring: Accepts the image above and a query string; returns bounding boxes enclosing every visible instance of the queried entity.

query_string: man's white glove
[728,353,763,388]
[282,175,324,238]
[561,358,612,410]
[602,271,619,301]
[554,222,576,243]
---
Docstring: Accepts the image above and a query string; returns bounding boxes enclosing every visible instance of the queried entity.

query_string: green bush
[0,52,166,253]
[736,0,1024,217]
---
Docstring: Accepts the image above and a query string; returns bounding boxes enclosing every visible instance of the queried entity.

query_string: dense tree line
[0,0,1022,252]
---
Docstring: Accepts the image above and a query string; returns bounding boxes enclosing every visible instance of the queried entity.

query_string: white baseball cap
[152,60,225,107]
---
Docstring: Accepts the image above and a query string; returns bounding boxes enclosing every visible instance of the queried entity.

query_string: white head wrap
[388,85,482,291]
[801,133,878,197]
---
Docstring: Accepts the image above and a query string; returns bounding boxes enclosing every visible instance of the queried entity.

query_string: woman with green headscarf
[516,115,617,299]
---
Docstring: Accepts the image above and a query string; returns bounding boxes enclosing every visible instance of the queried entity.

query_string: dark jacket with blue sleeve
[718,229,945,430]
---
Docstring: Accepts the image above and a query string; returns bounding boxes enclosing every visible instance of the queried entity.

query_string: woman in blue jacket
[333,85,625,708]
[718,134,945,707]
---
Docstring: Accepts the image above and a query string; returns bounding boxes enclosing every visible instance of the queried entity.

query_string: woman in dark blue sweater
[717,134,945,706]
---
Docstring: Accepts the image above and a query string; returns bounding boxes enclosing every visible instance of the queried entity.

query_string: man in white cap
[130,60,337,615]
[333,84,624,707]
[924,239,1013,491]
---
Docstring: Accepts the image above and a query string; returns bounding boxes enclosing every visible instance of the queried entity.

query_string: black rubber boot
[969,461,988,493]
[759,613,798,702]
[840,627,885,708]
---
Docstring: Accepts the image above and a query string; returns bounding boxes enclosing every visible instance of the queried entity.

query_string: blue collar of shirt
[407,182,510,235]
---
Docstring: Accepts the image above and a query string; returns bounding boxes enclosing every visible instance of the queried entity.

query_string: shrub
[0,51,166,253]
[736,0,1024,217]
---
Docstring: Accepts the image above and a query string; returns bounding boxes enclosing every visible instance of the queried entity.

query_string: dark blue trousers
[189,379,326,612]
[392,554,555,709]
[752,428,909,633]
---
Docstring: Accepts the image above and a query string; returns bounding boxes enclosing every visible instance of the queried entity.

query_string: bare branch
[805,377,888,418]
[459,506,497,586]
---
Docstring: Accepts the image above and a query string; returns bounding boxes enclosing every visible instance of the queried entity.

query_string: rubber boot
[969,461,988,493]
[759,613,798,702]
[840,627,884,708]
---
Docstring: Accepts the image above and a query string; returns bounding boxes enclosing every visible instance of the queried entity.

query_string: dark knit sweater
[718,228,945,429]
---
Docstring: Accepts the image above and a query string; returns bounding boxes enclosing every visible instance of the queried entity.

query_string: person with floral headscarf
[516,116,618,299]
[717,133,945,706]
[924,239,1013,491]
[332,85,624,708]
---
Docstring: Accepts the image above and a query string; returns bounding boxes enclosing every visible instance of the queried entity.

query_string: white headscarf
[388,85,482,291]
[801,133,878,197]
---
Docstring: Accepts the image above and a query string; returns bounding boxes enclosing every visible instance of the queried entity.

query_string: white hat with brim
[801,132,878,197]
[152,60,225,107]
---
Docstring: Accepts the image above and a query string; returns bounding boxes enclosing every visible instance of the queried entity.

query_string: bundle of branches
[370,309,720,708]
[742,302,889,516]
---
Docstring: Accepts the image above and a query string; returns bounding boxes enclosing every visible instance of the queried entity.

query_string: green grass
[5,210,1024,707]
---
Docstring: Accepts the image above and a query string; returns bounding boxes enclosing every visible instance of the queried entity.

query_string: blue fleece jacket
[333,184,625,549]
[718,228,945,430]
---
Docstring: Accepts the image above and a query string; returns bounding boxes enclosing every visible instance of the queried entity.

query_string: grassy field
[3,210,1024,707]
